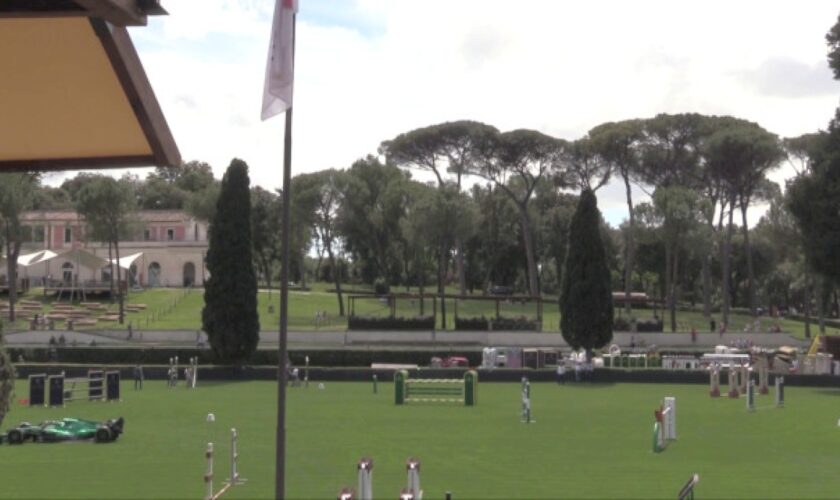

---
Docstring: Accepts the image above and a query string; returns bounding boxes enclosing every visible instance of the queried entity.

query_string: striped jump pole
[521,377,533,424]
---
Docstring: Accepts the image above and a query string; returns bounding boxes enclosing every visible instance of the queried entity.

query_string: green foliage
[202,159,260,363]
[347,315,434,330]
[337,156,410,285]
[827,12,840,79]
[250,186,281,287]
[560,189,614,353]
[0,323,14,430]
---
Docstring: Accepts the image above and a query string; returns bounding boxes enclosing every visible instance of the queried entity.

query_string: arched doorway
[148,262,161,287]
[129,264,138,287]
[183,262,196,287]
[62,262,73,283]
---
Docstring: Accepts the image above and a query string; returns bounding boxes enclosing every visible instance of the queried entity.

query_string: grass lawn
[2,380,839,498]
[3,284,832,338]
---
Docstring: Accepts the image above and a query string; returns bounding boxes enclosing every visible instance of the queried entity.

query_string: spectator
[556,362,566,384]
[133,364,144,390]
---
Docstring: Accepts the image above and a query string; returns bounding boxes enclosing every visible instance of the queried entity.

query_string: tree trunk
[701,255,711,319]
[670,244,678,333]
[107,241,115,300]
[325,236,345,316]
[740,200,757,316]
[114,236,124,325]
[721,200,735,328]
[438,239,447,330]
[804,281,812,339]
[519,206,539,297]
[622,172,636,326]
[5,235,17,324]
[418,251,425,316]
[663,242,671,332]
[456,237,466,296]
[817,279,827,335]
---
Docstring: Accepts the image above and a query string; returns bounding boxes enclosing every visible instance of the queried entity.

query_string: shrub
[347,315,434,330]
[454,317,489,331]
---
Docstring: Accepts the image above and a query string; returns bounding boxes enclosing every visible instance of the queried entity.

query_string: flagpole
[275,14,295,499]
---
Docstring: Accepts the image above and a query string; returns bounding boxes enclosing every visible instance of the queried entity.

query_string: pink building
[18,210,209,287]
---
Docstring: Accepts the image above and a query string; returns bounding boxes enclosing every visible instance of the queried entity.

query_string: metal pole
[274,8,296,497]
[276,104,293,499]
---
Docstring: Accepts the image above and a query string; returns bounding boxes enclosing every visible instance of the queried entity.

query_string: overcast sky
[95,0,839,226]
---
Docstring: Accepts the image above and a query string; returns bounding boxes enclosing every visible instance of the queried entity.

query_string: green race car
[0,417,124,445]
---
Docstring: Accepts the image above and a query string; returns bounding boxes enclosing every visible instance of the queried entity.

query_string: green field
[3,284,826,338]
[1,379,839,498]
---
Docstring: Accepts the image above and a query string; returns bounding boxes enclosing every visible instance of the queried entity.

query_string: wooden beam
[0,155,158,173]
[91,18,181,168]
[75,0,146,27]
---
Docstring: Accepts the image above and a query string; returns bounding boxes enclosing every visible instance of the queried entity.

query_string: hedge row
[453,316,540,331]
[454,317,489,331]
[347,315,435,330]
[7,347,482,367]
[613,317,664,332]
[490,317,540,331]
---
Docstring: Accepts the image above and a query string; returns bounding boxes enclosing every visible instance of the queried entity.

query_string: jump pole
[204,428,246,500]
[521,377,533,424]
[709,365,720,398]
[404,457,422,500]
[746,380,755,412]
[728,366,739,398]
[775,376,785,408]
[358,458,373,500]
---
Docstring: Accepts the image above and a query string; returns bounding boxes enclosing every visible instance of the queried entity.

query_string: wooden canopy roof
[0,1,180,171]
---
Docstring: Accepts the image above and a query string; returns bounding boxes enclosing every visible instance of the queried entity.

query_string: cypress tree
[559,189,613,357]
[202,159,260,363]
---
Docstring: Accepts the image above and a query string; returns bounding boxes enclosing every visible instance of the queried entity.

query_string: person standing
[556,360,566,384]
[133,364,144,390]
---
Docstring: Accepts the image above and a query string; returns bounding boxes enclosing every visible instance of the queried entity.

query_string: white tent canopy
[52,248,109,270]
[20,250,57,267]
[109,252,143,270]
[0,249,58,269]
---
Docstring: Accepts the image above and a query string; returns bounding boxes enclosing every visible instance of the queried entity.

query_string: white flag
[261,0,298,121]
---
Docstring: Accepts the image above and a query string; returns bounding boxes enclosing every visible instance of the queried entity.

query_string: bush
[374,281,390,295]
[491,316,540,331]
[347,315,434,330]
[454,317,489,331]
[613,316,663,332]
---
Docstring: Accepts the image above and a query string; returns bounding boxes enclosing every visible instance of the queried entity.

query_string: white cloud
[69,0,838,227]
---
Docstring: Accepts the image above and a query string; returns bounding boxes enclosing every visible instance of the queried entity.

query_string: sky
[74,0,840,226]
